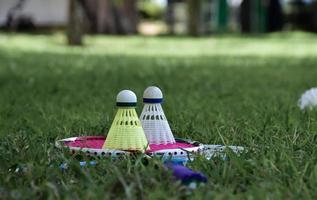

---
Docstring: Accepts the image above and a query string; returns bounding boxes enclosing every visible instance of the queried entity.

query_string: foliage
[0,32,317,199]
[138,0,165,20]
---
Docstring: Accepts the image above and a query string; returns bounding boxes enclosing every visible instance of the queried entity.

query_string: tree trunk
[267,0,283,32]
[85,0,138,34]
[166,0,175,34]
[240,0,251,33]
[187,0,201,36]
[67,0,137,37]
[67,0,85,45]
[95,0,116,34]
[119,0,138,34]
[81,0,98,33]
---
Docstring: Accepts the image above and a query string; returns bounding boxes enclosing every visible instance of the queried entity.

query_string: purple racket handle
[59,161,207,187]
[164,162,207,184]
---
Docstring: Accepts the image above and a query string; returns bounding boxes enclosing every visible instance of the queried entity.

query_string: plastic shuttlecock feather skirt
[141,103,176,145]
[103,108,149,151]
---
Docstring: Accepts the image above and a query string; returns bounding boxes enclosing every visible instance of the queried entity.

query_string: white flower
[299,88,317,110]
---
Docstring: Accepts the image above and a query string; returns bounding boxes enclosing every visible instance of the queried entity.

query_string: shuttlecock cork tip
[143,86,163,103]
[116,90,137,107]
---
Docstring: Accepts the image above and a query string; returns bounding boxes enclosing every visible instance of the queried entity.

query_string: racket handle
[59,161,208,188]
[164,162,207,185]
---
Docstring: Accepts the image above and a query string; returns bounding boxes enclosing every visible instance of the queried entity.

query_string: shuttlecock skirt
[141,103,176,145]
[103,108,149,151]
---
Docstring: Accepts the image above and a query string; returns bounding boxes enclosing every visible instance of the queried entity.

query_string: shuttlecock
[299,88,317,110]
[140,86,176,145]
[103,90,149,151]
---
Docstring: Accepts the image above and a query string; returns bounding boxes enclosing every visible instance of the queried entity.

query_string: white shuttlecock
[140,86,176,145]
[299,88,317,110]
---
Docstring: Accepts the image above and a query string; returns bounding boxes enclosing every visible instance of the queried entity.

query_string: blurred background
[0,0,317,44]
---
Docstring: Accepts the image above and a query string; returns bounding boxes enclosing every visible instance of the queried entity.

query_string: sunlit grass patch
[0,32,317,199]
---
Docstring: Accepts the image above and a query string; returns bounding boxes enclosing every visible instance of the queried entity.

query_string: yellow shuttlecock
[103,90,149,151]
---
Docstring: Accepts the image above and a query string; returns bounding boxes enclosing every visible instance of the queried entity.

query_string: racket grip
[164,162,207,184]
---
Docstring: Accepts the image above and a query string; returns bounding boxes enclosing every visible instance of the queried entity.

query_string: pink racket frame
[55,136,205,160]
[55,136,245,160]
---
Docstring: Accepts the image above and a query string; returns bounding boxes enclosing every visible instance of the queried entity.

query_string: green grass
[1,32,317,199]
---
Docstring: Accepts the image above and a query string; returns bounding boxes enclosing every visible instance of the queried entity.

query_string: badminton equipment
[140,86,176,145]
[299,88,317,110]
[55,88,244,188]
[102,90,149,152]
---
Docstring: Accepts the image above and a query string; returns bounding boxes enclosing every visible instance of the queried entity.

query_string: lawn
[0,32,317,199]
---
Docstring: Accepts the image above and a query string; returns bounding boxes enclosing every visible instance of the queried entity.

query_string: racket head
[56,136,204,161]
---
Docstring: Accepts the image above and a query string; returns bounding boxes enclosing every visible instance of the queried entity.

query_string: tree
[67,0,138,45]
[240,0,251,32]
[267,0,283,32]
[166,0,176,34]
[67,0,86,45]
[187,0,201,36]
[84,0,138,34]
